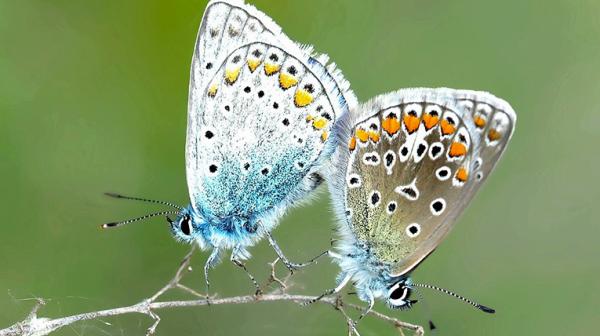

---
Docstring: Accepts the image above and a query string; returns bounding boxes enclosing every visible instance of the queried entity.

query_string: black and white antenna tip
[478,304,496,314]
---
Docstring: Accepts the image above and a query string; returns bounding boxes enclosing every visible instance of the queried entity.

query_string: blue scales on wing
[185,0,356,249]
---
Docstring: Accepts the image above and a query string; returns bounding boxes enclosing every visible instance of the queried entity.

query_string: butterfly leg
[203,248,221,303]
[266,231,331,273]
[303,273,352,306]
[230,250,262,296]
[333,290,373,333]
[358,291,375,321]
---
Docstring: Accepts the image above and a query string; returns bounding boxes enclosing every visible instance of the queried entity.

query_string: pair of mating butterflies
[105,0,515,317]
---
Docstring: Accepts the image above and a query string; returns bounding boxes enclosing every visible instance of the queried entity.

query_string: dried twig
[0,248,423,336]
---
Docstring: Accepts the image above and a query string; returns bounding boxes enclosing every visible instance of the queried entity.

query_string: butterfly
[103,0,356,294]
[318,88,515,317]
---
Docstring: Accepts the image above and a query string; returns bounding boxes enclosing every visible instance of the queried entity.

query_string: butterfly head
[386,279,418,310]
[168,206,201,243]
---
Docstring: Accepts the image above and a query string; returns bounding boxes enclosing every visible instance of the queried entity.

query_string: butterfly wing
[188,0,285,101]
[187,1,356,221]
[329,88,515,276]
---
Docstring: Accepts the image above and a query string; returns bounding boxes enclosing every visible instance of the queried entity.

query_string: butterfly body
[104,1,355,293]
[327,88,516,308]
[335,240,404,305]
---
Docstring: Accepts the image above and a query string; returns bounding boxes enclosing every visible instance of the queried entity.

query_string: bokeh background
[1,0,599,335]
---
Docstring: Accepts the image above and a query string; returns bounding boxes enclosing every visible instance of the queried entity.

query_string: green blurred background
[1,0,598,335]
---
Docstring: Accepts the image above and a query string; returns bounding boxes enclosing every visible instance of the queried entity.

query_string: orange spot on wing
[449,142,467,157]
[455,167,468,182]
[488,129,502,141]
[321,131,328,141]
[264,63,280,75]
[368,131,380,143]
[225,68,241,84]
[312,117,327,129]
[294,89,313,107]
[474,116,486,128]
[356,128,369,143]
[403,114,420,134]
[382,116,401,136]
[440,119,456,136]
[279,73,298,89]
[247,59,260,72]
[422,113,439,130]
[349,137,357,151]
[207,84,218,97]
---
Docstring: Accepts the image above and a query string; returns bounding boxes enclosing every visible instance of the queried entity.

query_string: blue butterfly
[104,0,356,294]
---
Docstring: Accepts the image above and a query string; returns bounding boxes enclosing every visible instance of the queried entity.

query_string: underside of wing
[330,88,516,276]
[186,1,356,220]
[189,0,282,95]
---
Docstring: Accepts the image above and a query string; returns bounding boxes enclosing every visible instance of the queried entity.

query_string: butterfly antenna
[104,192,183,210]
[101,210,179,229]
[410,283,495,314]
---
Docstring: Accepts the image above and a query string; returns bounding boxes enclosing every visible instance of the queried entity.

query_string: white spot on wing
[406,223,421,238]
[398,144,410,162]
[394,179,419,201]
[384,150,396,175]
[429,142,444,160]
[386,201,397,214]
[430,198,446,216]
[435,166,451,181]
[473,157,483,170]
[425,104,442,117]
[413,140,428,163]
[404,103,423,117]
[347,173,362,188]
[368,190,381,208]
[362,152,381,166]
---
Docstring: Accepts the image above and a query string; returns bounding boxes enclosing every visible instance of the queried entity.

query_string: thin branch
[333,296,360,336]
[0,248,423,336]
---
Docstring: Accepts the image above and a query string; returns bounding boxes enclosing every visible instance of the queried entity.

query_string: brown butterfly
[316,88,515,319]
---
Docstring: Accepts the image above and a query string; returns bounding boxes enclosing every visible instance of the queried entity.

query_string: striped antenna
[410,283,495,314]
[104,192,183,210]
[101,210,179,229]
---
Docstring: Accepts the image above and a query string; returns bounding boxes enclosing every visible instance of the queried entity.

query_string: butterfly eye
[180,217,192,236]
[388,283,412,308]
[390,285,408,300]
